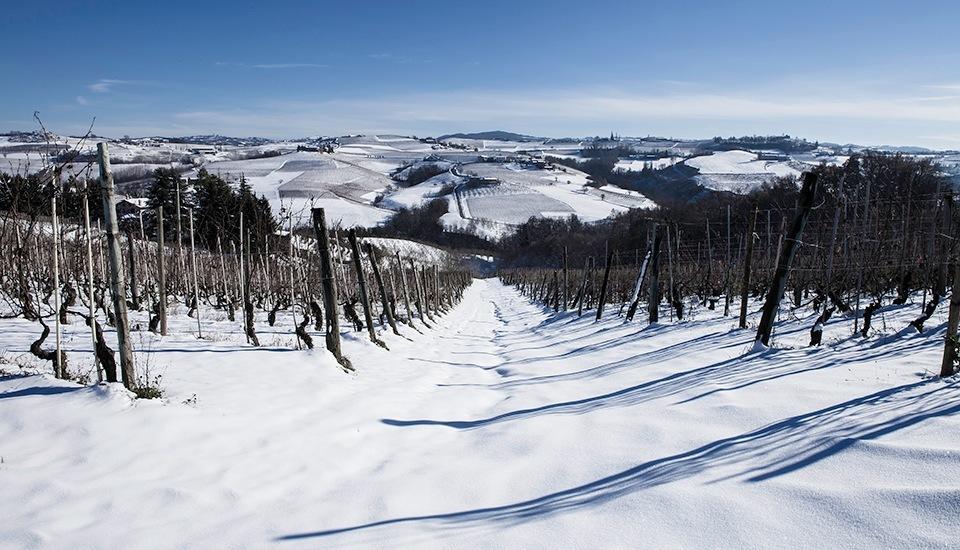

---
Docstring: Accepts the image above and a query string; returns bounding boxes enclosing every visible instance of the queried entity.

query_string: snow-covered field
[363,237,451,264]
[615,157,683,171]
[685,150,804,194]
[380,171,462,211]
[2,280,959,548]
[202,149,399,228]
[434,162,653,238]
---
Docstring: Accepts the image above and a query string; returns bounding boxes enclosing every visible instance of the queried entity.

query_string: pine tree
[192,169,236,248]
[147,168,192,239]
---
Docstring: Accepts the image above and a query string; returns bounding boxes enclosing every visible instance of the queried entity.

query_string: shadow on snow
[278,378,960,542]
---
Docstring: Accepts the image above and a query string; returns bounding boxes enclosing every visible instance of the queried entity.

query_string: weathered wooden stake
[625,245,652,322]
[738,208,758,329]
[126,231,141,310]
[596,246,613,321]
[289,214,300,350]
[188,208,202,338]
[243,230,259,346]
[311,208,352,369]
[667,223,676,322]
[348,229,384,347]
[756,173,819,347]
[175,178,184,291]
[396,252,415,329]
[83,194,102,381]
[648,225,663,324]
[51,196,63,378]
[239,212,247,342]
[724,205,732,316]
[157,206,168,336]
[940,260,960,377]
[365,242,399,335]
[98,143,136,388]
[422,265,434,318]
[411,258,430,325]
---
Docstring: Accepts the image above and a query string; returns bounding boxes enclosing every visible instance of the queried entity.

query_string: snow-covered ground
[363,237,451,264]
[1,280,959,548]
[435,162,654,239]
[380,171,463,211]
[282,196,395,228]
[615,157,683,171]
[685,150,804,194]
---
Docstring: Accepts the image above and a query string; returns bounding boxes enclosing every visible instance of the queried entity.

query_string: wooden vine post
[51,195,63,378]
[940,259,960,377]
[289,214,299,350]
[188,208,202,338]
[738,208,758,329]
[365,242,400,336]
[596,246,613,321]
[126,231,141,310]
[648,225,663,324]
[348,229,384,348]
[724,205,732,316]
[82,194,101,381]
[157,206,168,336]
[625,245,652,322]
[411,258,430,325]
[396,252,415,329]
[243,230,259,346]
[421,265,433,319]
[97,142,136,388]
[311,208,352,370]
[755,172,819,347]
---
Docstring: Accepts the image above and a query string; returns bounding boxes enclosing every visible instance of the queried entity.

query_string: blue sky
[4,0,960,148]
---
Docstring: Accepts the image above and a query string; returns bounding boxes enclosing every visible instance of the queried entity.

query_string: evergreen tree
[192,168,237,248]
[185,170,276,252]
[235,173,276,251]
[146,168,192,239]
[0,173,51,219]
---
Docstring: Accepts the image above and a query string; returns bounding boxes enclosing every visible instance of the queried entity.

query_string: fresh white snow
[2,280,959,548]
[685,150,803,194]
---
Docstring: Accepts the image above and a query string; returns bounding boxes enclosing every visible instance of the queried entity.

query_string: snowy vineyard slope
[685,150,803,194]
[1,280,959,548]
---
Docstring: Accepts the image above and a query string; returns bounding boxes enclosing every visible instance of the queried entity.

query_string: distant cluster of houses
[755,151,790,161]
[477,154,550,169]
[115,197,151,222]
[297,137,338,153]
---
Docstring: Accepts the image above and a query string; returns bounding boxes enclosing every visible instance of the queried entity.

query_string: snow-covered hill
[6,131,954,237]
[684,150,803,193]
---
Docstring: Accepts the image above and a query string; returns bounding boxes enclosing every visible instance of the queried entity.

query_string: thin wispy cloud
[927,83,960,91]
[253,63,327,69]
[215,61,327,69]
[920,134,960,144]
[367,52,432,64]
[87,79,131,93]
[161,85,960,148]
[75,96,89,106]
